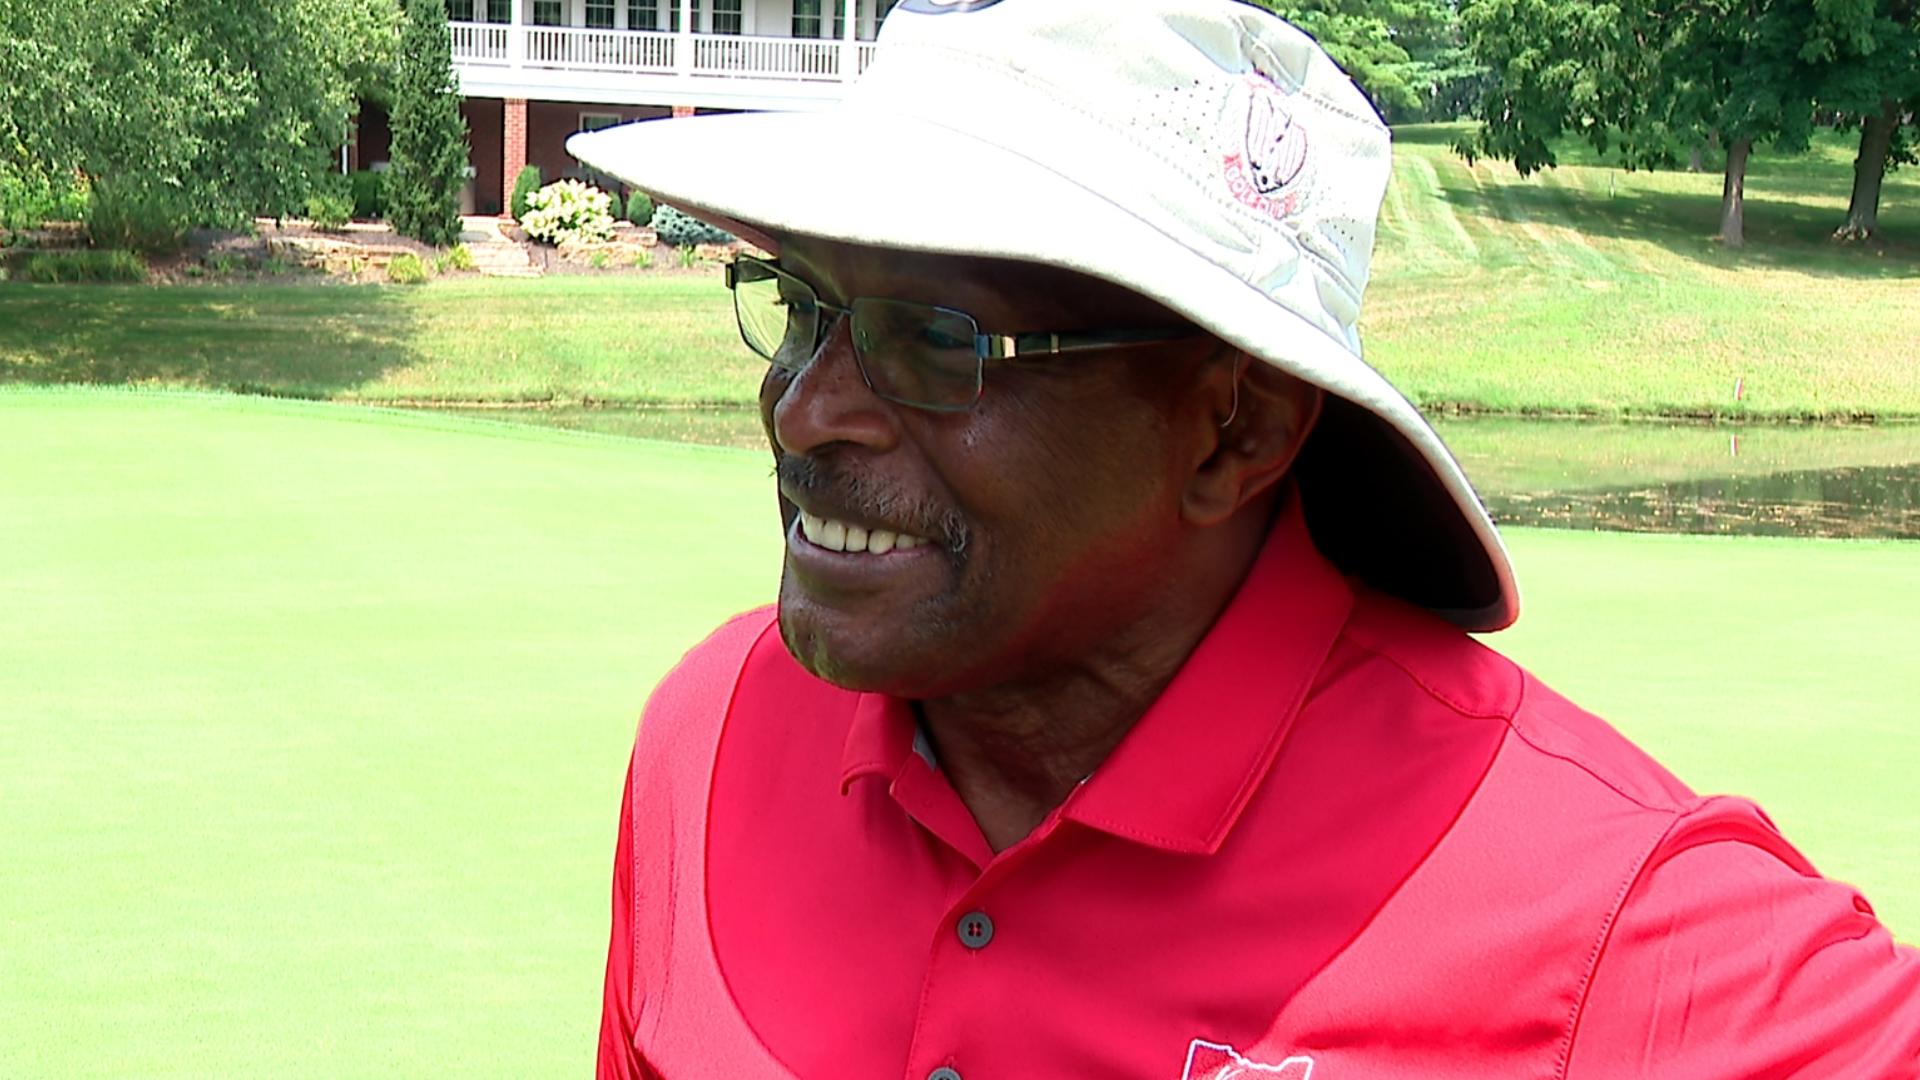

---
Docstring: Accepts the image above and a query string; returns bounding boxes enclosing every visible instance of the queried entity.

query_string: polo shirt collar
[838,492,1353,854]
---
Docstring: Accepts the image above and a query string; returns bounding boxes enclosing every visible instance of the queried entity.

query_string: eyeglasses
[725,256,1202,413]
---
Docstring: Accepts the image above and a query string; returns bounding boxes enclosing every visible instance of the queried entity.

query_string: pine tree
[387,0,467,246]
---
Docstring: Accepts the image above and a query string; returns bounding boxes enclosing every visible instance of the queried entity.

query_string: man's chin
[775,595,932,696]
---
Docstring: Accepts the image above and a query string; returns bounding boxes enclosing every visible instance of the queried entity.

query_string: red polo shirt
[599,500,1920,1080]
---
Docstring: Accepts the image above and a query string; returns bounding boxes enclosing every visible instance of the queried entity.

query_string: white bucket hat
[568,0,1518,631]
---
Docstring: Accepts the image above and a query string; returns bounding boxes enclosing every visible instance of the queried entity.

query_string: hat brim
[569,111,1517,631]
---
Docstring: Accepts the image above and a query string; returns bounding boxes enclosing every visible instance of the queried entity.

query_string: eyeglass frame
[724,255,1206,413]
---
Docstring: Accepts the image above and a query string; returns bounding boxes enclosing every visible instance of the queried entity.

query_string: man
[570,1,1920,1077]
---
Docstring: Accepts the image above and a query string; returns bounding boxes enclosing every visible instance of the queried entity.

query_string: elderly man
[570,2,1919,1077]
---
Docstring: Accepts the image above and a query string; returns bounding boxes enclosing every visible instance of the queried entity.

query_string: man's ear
[1181,353,1323,527]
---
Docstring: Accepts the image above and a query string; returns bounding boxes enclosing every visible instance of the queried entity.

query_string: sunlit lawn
[3,128,1918,419]
[1,391,1914,1078]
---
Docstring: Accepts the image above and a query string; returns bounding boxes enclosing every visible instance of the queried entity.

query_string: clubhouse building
[353,0,895,214]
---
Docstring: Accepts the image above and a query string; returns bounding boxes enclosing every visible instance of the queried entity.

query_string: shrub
[606,190,625,222]
[87,181,189,254]
[17,249,147,283]
[348,171,387,219]
[435,243,476,273]
[653,204,733,247]
[675,244,699,269]
[1,166,90,230]
[626,190,654,227]
[630,249,654,269]
[304,184,353,231]
[509,164,543,221]
[387,252,430,284]
[204,251,248,276]
[520,180,616,245]
[387,0,468,247]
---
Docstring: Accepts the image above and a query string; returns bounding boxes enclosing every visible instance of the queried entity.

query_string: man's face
[759,237,1218,699]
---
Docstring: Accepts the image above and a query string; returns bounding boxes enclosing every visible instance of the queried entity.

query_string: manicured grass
[0,276,753,405]
[1368,125,1920,418]
[1,392,1912,1079]
[2,127,1916,419]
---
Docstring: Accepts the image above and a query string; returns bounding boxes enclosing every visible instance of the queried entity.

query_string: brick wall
[503,98,529,214]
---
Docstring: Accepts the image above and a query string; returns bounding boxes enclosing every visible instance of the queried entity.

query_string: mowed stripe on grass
[1,392,1914,1078]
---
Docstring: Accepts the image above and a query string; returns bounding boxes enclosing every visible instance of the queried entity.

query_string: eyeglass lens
[730,259,984,411]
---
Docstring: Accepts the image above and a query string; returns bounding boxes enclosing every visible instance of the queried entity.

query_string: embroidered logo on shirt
[1181,1039,1316,1080]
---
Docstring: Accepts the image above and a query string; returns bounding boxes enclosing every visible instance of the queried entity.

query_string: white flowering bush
[520,180,616,245]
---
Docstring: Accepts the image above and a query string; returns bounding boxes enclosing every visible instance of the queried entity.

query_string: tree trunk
[1719,136,1751,247]
[1834,99,1899,242]
[1688,143,1705,172]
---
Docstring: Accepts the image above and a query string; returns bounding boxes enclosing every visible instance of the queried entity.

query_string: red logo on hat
[1223,77,1308,219]
[1181,1040,1315,1080]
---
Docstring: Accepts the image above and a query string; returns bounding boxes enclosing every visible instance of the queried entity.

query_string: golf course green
[1,390,1913,1079]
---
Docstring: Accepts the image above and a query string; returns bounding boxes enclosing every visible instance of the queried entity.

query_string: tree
[1462,0,1837,246]
[0,0,393,248]
[1808,0,1919,240]
[386,0,468,247]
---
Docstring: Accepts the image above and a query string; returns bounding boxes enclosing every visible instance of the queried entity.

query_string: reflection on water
[1486,465,1920,539]
[420,406,1920,540]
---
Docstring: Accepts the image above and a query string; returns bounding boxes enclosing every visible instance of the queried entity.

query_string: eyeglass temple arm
[981,328,1203,360]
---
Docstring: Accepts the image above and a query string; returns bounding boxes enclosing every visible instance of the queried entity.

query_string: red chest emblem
[1182,1039,1316,1079]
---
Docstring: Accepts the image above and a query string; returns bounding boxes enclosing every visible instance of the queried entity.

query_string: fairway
[2,391,1915,1078]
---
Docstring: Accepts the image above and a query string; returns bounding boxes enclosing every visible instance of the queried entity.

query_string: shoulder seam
[1502,676,1687,816]
[1555,802,1694,1079]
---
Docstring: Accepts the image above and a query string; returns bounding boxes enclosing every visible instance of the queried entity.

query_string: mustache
[776,455,971,559]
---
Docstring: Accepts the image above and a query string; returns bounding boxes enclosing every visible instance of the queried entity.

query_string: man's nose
[769,315,899,457]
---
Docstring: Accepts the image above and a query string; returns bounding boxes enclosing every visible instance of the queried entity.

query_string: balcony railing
[450,22,509,63]
[450,22,875,84]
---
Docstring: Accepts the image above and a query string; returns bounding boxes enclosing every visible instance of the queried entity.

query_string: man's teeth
[799,511,925,553]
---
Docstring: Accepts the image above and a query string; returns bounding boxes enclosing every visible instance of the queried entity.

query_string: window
[579,112,623,132]
[445,0,476,21]
[712,0,741,34]
[792,0,822,37]
[628,0,658,30]
[487,0,510,20]
[532,0,564,26]
[648,0,698,31]
[585,0,615,27]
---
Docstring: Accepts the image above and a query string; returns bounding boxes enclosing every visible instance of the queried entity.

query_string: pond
[425,405,1920,541]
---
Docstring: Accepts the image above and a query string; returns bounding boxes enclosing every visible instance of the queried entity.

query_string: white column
[676,0,695,74]
[840,0,856,81]
[507,0,524,68]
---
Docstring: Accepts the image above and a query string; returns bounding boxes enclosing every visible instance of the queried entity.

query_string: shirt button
[957,910,994,949]
[928,1069,963,1080]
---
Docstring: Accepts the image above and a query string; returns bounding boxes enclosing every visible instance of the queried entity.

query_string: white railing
[691,35,842,80]
[525,26,677,73]
[450,22,509,64]
[449,23,876,84]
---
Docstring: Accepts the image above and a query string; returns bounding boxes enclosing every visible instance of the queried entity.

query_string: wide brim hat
[569,0,1518,631]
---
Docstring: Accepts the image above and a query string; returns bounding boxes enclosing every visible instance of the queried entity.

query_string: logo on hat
[898,0,1008,11]
[1181,1040,1315,1079]
[1221,76,1310,220]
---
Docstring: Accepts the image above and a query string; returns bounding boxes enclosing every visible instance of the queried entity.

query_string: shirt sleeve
[598,751,656,1080]
[1566,798,1920,1079]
